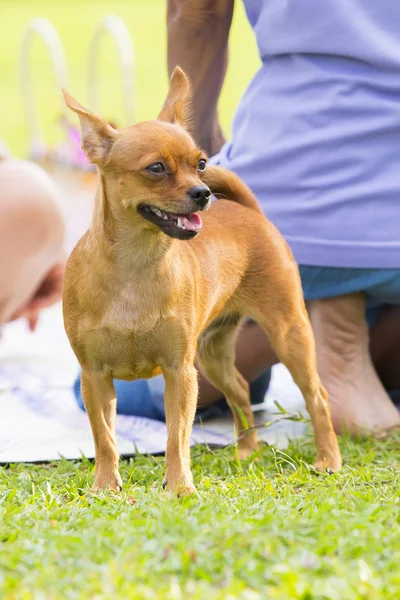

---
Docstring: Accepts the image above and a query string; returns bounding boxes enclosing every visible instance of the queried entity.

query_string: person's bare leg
[197,321,277,408]
[0,158,64,325]
[308,293,400,435]
[370,305,400,392]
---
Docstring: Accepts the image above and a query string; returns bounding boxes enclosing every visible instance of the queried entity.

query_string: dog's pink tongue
[181,213,202,232]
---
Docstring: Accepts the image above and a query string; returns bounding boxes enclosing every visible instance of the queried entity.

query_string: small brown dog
[62,67,342,495]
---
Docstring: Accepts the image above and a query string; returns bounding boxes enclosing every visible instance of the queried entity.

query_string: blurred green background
[0,0,260,157]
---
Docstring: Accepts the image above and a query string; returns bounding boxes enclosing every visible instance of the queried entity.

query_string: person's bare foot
[308,293,400,436]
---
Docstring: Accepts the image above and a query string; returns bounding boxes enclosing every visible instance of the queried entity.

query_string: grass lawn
[1,432,400,599]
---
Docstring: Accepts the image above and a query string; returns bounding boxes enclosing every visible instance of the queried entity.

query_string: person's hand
[10,259,65,331]
[205,119,227,158]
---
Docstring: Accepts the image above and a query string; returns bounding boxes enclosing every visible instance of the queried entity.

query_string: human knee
[0,158,64,256]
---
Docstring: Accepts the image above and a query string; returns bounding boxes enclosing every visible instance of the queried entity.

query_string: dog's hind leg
[251,293,342,473]
[81,369,122,491]
[197,322,260,459]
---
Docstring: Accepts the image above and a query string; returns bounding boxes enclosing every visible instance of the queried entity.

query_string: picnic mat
[0,302,307,463]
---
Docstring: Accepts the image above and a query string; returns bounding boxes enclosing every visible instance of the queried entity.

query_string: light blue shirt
[215,0,400,267]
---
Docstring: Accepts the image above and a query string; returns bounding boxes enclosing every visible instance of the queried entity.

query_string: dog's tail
[204,165,263,214]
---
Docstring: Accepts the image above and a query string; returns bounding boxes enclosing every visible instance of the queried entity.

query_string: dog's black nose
[188,186,211,208]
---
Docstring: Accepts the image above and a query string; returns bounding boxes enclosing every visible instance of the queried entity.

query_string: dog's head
[63,68,211,240]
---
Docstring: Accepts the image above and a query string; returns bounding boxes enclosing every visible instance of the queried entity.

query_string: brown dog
[62,67,342,495]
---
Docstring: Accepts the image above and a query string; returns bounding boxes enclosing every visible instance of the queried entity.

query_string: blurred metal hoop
[87,15,136,126]
[20,17,68,158]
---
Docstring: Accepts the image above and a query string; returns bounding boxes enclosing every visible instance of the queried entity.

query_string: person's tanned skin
[167,0,233,156]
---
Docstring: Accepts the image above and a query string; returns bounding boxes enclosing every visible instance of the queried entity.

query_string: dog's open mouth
[138,204,202,239]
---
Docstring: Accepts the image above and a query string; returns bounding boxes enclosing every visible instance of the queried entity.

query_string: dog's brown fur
[63,68,341,495]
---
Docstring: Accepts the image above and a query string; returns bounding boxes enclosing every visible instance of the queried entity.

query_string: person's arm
[167,0,234,156]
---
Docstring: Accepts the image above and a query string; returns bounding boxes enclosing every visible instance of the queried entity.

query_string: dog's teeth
[162,214,168,220]
[177,218,186,230]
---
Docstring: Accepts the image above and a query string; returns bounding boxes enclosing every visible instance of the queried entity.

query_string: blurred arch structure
[19,15,136,174]
[20,17,69,165]
[87,14,136,128]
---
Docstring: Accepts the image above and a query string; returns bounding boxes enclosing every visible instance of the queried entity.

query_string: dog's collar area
[138,204,202,240]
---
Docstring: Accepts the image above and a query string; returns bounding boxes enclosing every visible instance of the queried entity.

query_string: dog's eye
[197,159,207,172]
[147,162,166,174]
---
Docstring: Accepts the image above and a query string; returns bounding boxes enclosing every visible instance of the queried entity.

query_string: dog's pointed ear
[157,67,191,128]
[62,90,117,164]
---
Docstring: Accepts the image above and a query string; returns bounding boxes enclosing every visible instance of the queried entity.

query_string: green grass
[0,0,260,157]
[1,432,400,599]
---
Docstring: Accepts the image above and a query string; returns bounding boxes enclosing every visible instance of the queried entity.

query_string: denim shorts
[299,266,400,327]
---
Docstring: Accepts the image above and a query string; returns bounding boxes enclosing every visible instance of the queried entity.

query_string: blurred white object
[87,14,137,126]
[19,15,137,170]
[20,18,68,162]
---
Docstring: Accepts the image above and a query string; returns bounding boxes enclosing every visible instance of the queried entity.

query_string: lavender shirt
[215,0,400,268]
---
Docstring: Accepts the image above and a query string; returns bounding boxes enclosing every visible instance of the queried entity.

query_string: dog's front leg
[81,369,122,491]
[163,365,198,496]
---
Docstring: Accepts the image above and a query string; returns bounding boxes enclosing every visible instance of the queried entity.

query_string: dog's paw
[91,469,123,492]
[238,436,260,460]
[163,474,197,497]
[313,455,342,474]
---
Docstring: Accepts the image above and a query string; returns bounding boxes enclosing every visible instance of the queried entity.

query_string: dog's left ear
[157,67,191,128]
